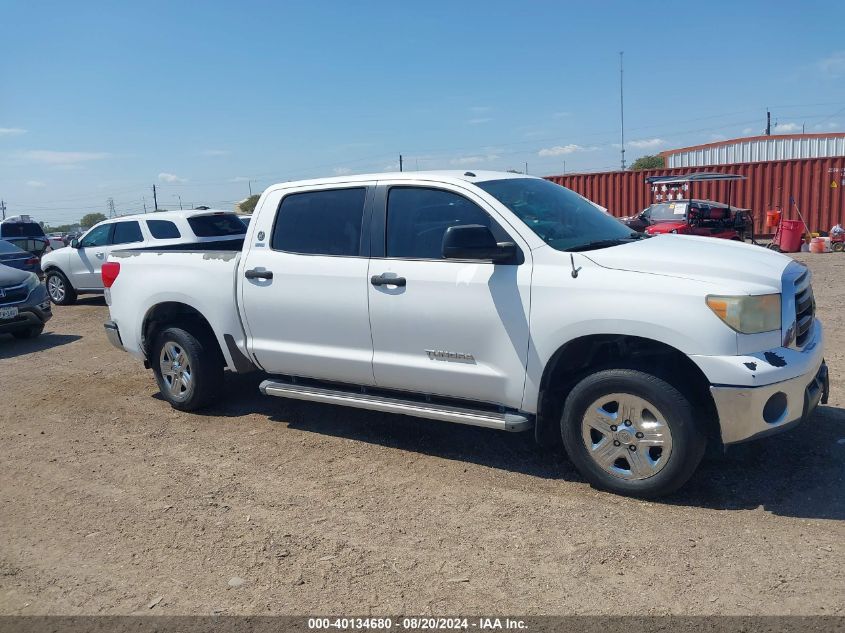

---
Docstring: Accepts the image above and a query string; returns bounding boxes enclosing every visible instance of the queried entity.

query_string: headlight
[706,294,781,334]
[24,273,40,293]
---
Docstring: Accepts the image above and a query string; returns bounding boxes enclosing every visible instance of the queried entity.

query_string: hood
[0,262,33,286]
[583,234,792,293]
[646,221,687,234]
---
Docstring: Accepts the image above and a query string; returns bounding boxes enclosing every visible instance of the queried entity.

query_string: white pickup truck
[102,171,828,497]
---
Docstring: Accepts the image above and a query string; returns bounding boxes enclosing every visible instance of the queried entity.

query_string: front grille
[793,269,815,347]
[0,283,29,306]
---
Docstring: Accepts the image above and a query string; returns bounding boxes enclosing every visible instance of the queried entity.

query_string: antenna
[619,51,626,170]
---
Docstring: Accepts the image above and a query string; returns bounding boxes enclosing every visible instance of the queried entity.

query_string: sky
[1,0,844,225]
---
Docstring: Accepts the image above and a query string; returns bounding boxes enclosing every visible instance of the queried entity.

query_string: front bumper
[711,360,829,444]
[703,320,829,444]
[0,286,52,334]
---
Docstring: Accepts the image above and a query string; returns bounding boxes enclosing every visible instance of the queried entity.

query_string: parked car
[0,215,51,259]
[40,209,246,305]
[102,171,827,498]
[0,264,52,339]
[628,199,753,241]
[0,240,41,274]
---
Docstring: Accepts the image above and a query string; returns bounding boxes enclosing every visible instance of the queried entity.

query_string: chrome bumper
[103,321,124,350]
[711,360,829,444]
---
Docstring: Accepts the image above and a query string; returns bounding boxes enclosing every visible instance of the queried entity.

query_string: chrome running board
[259,379,533,432]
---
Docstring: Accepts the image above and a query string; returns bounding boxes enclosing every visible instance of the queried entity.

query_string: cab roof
[267,170,539,190]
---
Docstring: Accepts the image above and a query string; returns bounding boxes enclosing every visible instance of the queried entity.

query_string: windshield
[647,202,688,221]
[477,178,634,251]
[187,213,246,237]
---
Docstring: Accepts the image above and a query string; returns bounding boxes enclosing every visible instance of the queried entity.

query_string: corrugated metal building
[546,156,845,235]
[660,133,845,168]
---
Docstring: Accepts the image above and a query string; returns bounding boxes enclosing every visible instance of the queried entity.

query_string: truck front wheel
[560,369,705,498]
[151,326,223,411]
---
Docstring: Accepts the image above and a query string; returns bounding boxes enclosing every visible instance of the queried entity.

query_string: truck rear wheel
[560,369,705,498]
[151,326,223,411]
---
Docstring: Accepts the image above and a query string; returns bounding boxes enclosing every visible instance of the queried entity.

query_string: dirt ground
[1,252,843,616]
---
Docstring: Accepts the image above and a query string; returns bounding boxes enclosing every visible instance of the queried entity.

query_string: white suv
[41,209,245,305]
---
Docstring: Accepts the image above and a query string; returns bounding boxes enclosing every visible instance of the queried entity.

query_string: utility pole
[619,51,626,170]
[563,160,566,175]
[248,180,253,196]
[0,199,6,220]
[765,109,771,136]
[143,196,147,214]
[175,194,183,210]
[152,184,158,211]
[524,162,528,175]
[399,154,403,172]
[107,197,116,218]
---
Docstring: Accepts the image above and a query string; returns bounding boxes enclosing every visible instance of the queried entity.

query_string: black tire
[151,325,223,411]
[560,369,706,498]
[12,325,44,339]
[45,269,77,305]
[832,242,844,253]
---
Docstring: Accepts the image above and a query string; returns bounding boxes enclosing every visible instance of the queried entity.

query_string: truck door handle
[371,274,406,287]
[245,269,273,280]
[96,252,105,259]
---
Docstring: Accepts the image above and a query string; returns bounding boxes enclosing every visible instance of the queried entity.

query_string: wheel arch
[141,301,225,367]
[534,334,719,447]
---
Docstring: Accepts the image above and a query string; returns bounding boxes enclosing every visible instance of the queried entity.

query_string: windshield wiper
[566,237,635,252]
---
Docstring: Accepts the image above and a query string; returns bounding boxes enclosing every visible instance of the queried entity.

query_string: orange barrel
[810,237,825,254]
[779,219,804,253]
[766,210,781,228]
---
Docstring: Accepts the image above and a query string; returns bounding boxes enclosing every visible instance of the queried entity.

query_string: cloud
[230,176,251,182]
[21,150,110,165]
[627,138,666,149]
[26,180,46,188]
[470,106,492,113]
[776,122,802,133]
[468,117,493,125]
[813,122,840,130]
[742,127,755,135]
[158,172,187,183]
[819,51,845,78]
[449,154,500,166]
[0,127,27,137]
[200,149,229,157]
[538,144,590,157]
[333,167,352,175]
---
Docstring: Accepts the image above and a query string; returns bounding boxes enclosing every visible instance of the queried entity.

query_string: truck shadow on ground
[0,332,81,359]
[202,372,845,521]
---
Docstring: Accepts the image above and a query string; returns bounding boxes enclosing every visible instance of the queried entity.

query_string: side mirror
[71,238,80,249]
[442,225,516,263]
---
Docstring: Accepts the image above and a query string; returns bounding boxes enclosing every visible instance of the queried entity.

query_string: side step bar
[259,380,533,432]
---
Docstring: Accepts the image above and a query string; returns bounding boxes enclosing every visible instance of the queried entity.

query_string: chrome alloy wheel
[580,393,673,480]
[47,274,65,303]
[159,341,194,401]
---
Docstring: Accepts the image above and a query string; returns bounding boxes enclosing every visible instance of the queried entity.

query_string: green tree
[630,155,665,171]
[80,212,107,228]
[238,194,260,214]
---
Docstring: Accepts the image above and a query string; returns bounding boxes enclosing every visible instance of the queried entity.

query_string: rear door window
[271,188,366,256]
[147,219,181,239]
[187,214,246,237]
[111,221,144,245]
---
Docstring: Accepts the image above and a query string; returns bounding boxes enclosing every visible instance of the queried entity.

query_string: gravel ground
[0,252,843,616]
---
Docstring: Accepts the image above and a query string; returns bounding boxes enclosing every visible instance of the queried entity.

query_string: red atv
[627,173,754,242]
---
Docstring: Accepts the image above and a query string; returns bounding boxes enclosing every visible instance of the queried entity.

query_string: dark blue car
[0,240,40,275]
